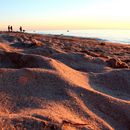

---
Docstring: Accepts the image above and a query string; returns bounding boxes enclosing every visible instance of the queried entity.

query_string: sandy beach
[0,31,130,130]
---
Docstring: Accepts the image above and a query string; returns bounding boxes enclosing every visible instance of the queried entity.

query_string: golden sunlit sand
[0,32,130,130]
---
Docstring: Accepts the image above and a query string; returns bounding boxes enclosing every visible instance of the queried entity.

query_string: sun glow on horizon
[0,0,130,30]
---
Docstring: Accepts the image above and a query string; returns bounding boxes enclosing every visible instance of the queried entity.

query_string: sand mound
[107,58,129,69]
[52,52,110,73]
[0,67,130,129]
[0,32,130,130]
[23,46,62,57]
[0,52,56,69]
[89,69,130,100]
[0,42,18,52]
[0,67,113,130]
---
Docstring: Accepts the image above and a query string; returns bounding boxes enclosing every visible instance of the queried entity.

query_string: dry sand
[0,32,130,130]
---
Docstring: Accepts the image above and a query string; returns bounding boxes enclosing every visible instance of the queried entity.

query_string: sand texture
[0,32,130,130]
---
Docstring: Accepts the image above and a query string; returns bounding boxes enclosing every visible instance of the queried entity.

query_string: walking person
[10,26,13,32]
[20,26,22,32]
[8,25,10,32]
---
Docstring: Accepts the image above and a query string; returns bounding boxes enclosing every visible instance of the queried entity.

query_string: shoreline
[28,29,130,45]
[1,31,130,45]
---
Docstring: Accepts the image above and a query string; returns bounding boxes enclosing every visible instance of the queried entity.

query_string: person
[20,26,22,32]
[8,25,10,32]
[10,26,13,32]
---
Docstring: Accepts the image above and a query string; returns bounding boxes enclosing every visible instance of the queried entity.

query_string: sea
[30,29,130,44]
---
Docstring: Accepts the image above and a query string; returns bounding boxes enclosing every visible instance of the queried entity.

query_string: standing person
[20,26,22,32]
[8,25,10,32]
[10,26,13,32]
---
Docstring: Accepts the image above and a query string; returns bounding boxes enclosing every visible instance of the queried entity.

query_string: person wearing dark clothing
[20,26,22,32]
[8,25,10,32]
[10,26,13,32]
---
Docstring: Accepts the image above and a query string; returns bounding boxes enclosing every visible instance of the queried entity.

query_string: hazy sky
[0,0,130,30]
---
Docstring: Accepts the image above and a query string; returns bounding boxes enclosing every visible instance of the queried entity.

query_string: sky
[0,0,130,30]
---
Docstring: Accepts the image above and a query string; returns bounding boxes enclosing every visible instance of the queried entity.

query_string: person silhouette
[20,26,22,32]
[8,25,11,32]
[10,26,13,32]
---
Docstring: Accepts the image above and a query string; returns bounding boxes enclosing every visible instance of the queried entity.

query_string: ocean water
[31,29,130,44]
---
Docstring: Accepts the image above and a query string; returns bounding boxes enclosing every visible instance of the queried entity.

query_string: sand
[0,31,130,130]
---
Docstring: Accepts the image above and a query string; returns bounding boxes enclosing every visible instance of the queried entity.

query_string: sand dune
[0,32,130,130]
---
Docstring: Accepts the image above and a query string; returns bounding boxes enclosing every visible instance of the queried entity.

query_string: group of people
[8,25,25,32]
[8,25,13,32]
